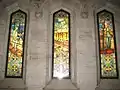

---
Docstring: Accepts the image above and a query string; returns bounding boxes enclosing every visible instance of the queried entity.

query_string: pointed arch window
[97,10,118,78]
[52,9,71,79]
[5,10,27,78]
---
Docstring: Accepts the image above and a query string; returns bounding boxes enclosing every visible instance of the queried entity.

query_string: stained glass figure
[5,10,27,78]
[97,10,118,78]
[53,10,70,79]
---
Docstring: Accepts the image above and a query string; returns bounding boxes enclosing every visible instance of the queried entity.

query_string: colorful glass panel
[5,10,26,77]
[53,10,70,78]
[97,10,118,78]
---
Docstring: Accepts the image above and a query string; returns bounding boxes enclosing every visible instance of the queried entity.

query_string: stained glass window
[97,10,118,78]
[52,10,70,79]
[5,10,27,78]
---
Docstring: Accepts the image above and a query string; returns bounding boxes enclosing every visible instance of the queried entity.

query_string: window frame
[52,9,71,79]
[97,9,119,79]
[5,9,27,78]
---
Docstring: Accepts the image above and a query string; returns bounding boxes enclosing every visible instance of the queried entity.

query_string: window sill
[0,79,25,88]
[44,79,78,90]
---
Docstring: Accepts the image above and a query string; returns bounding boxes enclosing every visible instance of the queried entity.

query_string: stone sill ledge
[43,79,78,90]
[0,79,25,88]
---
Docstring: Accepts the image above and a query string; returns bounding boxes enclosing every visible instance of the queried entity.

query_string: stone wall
[0,0,120,90]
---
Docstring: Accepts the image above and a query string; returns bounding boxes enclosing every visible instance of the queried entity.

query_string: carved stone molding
[30,0,45,19]
[80,2,89,19]
[33,2,41,9]
[30,0,45,9]
[35,11,43,18]
[81,11,88,18]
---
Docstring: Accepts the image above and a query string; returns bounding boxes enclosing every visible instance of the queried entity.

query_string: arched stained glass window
[97,10,118,78]
[52,10,70,79]
[5,10,27,78]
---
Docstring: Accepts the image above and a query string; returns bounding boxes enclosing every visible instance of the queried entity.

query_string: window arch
[52,9,71,79]
[5,10,27,78]
[97,10,119,78]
